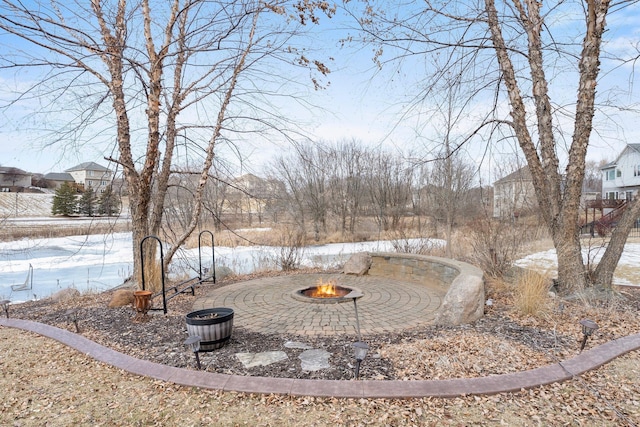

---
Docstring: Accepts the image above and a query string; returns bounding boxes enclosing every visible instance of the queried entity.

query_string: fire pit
[293,278,359,304]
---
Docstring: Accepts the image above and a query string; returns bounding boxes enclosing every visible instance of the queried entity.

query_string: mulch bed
[7,273,640,382]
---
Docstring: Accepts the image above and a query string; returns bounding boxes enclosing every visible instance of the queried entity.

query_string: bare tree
[352,0,639,291]
[301,144,331,240]
[0,0,334,289]
[425,151,475,257]
[269,155,308,230]
[418,74,476,256]
[324,140,367,236]
[203,172,232,233]
[584,160,606,194]
[270,140,370,239]
[366,151,413,232]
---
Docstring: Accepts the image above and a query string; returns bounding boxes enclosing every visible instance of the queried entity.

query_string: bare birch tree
[352,0,639,291]
[0,0,334,290]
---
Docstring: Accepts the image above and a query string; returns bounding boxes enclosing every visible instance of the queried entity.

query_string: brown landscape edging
[2,318,639,399]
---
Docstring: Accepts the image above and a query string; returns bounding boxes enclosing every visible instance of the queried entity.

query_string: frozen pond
[0,232,435,302]
[0,233,134,302]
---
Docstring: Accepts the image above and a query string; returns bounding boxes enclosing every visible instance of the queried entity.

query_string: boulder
[434,273,485,326]
[108,289,135,308]
[343,253,372,276]
[214,266,235,281]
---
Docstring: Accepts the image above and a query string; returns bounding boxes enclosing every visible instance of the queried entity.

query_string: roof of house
[600,162,616,169]
[602,144,640,169]
[44,172,74,181]
[0,167,30,175]
[493,166,532,185]
[65,162,110,172]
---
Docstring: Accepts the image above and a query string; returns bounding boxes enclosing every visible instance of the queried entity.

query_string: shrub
[466,218,543,278]
[275,226,306,271]
[389,229,443,255]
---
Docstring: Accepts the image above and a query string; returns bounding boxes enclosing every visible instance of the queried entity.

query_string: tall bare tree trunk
[484,0,609,291]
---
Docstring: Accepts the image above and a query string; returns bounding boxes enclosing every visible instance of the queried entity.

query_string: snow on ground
[0,233,134,302]
[3,231,637,303]
[0,233,440,302]
[0,193,53,217]
[515,243,640,287]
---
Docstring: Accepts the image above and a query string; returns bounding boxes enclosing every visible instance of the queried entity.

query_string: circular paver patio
[192,273,447,336]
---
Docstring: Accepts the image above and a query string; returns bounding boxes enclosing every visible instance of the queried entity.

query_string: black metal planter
[185,308,234,351]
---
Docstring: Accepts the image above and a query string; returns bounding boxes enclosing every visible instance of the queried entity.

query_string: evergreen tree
[51,182,77,216]
[98,185,120,216]
[78,186,97,216]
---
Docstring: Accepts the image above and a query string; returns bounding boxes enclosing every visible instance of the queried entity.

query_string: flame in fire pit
[308,278,339,298]
[294,279,356,303]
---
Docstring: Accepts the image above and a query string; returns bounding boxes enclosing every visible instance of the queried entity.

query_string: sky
[0,1,639,182]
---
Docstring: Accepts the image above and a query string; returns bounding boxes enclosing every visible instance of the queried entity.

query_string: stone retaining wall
[367,252,485,325]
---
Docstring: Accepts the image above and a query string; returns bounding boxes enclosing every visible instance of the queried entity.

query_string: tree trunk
[593,198,640,287]
[484,0,610,292]
[553,218,586,289]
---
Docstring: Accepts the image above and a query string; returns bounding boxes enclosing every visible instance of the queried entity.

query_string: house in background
[600,144,640,202]
[65,162,114,193]
[576,144,640,235]
[43,172,76,190]
[0,167,32,191]
[492,166,537,218]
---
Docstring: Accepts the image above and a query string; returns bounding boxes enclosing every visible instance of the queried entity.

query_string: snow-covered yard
[515,242,640,287]
[0,232,433,302]
[2,230,638,303]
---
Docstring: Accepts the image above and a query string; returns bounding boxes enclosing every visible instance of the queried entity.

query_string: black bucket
[185,307,234,351]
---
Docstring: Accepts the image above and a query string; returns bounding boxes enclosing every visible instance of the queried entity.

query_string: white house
[65,162,114,193]
[600,144,640,201]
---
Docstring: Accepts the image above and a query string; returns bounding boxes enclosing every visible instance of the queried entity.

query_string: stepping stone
[299,349,331,371]
[284,341,312,349]
[236,351,288,368]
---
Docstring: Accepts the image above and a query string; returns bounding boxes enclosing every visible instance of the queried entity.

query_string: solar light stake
[0,300,9,318]
[353,299,362,341]
[66,309,80,333]
[352,341,369,380]
[346,290,364,341]
[184,335,202,369]
[579,319,599,352]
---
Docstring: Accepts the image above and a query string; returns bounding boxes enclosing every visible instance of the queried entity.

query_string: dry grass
[142,260,163,293]
[0,220,131,242]
[484,275,513,297]
[612,264,640,286]
[521,236,554,254]
[514,269,552,316]
[3,324,636,427]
